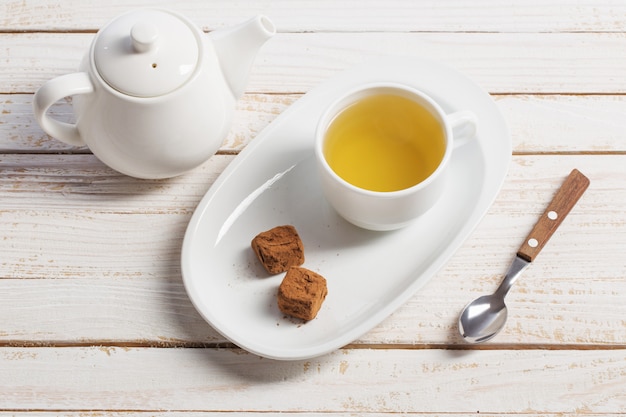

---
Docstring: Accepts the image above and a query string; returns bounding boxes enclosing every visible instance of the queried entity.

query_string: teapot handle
[33,72,94,146]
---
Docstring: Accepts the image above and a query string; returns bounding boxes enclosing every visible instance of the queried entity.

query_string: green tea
[323,94,446,192]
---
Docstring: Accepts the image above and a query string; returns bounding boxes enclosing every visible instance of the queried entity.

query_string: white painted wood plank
[0,414,616,417]
[0,154,624,346]
[3,32,626,94]
[0,414,615,417]
[0,154,231,213]
[2,0,625,33]
[0,277,221,344]
[494,94,626,154]
[0,347,625,413]
[3,93,626,154]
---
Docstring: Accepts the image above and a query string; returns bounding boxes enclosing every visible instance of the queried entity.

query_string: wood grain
[1,347,625,413]
[517,169,590,262]
[3,32,626,94]
[2,0,626,32]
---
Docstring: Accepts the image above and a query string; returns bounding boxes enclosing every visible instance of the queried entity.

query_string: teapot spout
[210,15,275,99]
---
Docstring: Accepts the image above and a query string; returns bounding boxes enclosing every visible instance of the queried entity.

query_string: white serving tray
[181,57,511,360]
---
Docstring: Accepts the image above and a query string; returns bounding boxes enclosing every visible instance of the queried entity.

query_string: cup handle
[33,72,94,146]
[447,110,478,150]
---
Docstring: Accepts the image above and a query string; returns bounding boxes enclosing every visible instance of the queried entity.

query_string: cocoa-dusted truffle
[277,266,328,321]
[251,225,305,274]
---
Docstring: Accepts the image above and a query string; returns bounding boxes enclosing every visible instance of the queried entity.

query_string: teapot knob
[131,22,159,53]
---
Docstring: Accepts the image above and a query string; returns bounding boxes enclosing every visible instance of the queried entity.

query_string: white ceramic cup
[314,83,478,231]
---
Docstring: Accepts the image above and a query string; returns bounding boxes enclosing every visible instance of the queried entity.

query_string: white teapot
[33,9,275,179]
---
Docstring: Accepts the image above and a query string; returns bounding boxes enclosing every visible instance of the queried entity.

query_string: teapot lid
[93,9,199,98]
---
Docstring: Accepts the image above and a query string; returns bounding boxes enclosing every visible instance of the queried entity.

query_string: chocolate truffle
[251,225,305,274]
[277,266,328,321]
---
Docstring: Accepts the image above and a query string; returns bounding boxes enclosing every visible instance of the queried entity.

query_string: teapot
[33,9,275,179]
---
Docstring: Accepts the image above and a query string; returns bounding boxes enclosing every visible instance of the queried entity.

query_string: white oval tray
[181,57,511,360]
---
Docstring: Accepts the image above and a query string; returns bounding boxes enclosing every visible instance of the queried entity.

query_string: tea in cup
[314,83,477,231]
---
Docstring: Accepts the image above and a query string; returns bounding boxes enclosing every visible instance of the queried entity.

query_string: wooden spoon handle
[517,169,590,262]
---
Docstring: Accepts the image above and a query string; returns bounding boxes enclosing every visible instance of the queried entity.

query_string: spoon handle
[517,169,590,262]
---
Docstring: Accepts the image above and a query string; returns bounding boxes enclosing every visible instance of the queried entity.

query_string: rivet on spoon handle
[517,169,590,262]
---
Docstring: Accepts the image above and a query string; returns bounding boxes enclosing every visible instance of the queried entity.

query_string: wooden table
[2,1,625,415]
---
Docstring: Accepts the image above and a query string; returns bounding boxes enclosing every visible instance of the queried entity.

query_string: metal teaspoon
[458,169,590,343]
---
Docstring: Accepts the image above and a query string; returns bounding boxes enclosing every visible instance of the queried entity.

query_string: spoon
[458,169,590,343]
